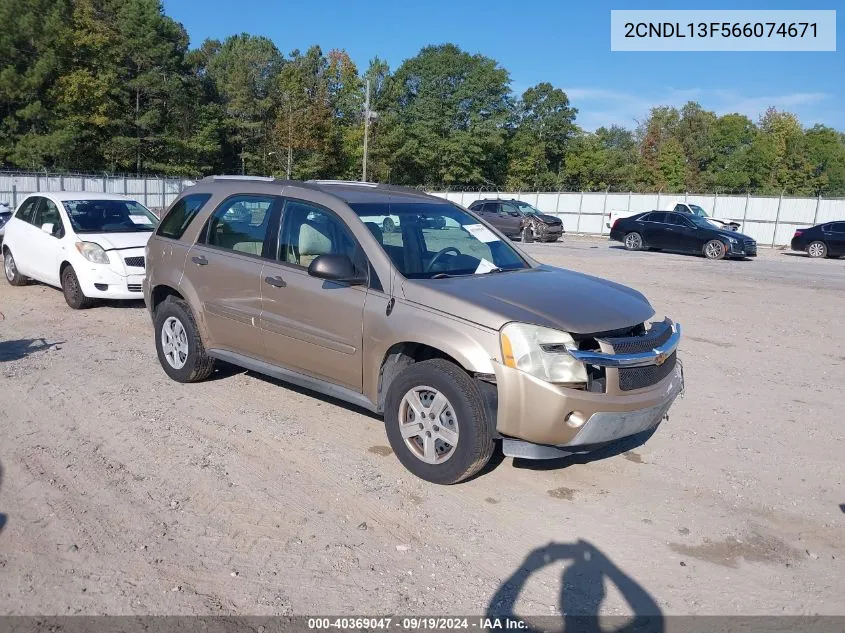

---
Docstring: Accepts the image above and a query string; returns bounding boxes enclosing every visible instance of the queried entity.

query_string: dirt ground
[1,236,843,618]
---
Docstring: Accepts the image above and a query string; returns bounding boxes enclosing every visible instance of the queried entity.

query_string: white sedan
[2,192,158,308]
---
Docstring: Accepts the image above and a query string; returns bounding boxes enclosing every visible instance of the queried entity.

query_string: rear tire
[624,232,643,251]
[3,248,28,286]
[807,241,827,259]
[154,297,215,383]
[61,266,95,309]
[384,359,494,485]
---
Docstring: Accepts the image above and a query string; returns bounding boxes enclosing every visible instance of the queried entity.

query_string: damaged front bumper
[493,319,684,459]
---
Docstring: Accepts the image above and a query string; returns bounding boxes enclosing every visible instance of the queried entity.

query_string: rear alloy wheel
[807,241,827,258]
[61,266,95,309]
[3,248,28,286]
[704,239,726,260]
[154,297,215,383]
[384,359,494,484]
[624,232,643,251]
[382,217,396,233]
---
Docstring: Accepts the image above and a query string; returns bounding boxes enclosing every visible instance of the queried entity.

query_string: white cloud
[563,86,834,131]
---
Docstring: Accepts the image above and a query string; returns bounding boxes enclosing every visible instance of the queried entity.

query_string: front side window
[279,200,362,270]
[157,193,212,240]
[205,195,275,257]
[353,202,529,279]
[499,202,522,217]
[64,199,159,233]
[33,198,65,236]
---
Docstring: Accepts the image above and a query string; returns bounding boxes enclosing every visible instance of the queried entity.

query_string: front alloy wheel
[398,386,460,464]
[384,359,494,484]
[704,239,726,260]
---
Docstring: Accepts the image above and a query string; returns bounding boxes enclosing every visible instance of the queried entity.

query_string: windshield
[688,204,709,217]
[351,202,529,279]
[63,199,159,233]
[514,201,541,216]
[687,214,719,229]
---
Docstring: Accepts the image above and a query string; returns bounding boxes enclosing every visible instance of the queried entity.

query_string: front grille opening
[127,284,143,292]
[573,336,606,393]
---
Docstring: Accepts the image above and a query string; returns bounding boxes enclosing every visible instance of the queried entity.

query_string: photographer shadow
[487,540,663,633]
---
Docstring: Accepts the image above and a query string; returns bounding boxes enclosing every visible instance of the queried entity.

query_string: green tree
[205,33,283,174]
[380,44,511,187]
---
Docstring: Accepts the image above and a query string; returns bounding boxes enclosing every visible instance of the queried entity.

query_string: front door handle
[264,275,286,288]
[192,255,208,266]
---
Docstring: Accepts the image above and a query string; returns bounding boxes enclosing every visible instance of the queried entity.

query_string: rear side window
[649,212,668,223]
[15,197,40,225]
[830,222,845,232]
[156,194,212,239]
[204,195,276,257]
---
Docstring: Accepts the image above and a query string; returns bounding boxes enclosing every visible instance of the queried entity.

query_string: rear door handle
[264,275,286,288]
[192,255,208,266]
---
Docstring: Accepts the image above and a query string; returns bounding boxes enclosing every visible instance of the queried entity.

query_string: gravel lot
[1,236,843,618]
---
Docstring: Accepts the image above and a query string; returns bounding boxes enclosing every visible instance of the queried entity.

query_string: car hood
[714,228,754,241]
[534,213,561,225]
[403,265,655,334]
[76,232,153,250]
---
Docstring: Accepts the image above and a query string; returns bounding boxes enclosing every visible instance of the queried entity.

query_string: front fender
[362,292,499,407]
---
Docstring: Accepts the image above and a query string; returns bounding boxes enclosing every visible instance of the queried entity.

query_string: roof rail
[307,179,380,188]
[201,175,276,182]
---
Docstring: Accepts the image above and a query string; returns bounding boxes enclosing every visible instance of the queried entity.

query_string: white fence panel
[714,195,747,221]
[816,199,845,224]
[745,196,780,221]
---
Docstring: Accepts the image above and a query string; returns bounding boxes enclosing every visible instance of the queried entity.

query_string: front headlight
[75,241,110,264]
[500,322,588,386]
[725,235,738,244]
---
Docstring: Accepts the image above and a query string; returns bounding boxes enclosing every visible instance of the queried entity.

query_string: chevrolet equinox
[143,177,683,484]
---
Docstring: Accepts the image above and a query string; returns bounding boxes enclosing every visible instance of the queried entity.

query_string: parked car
[3,192,159,308]
[608,202,740,232]
[467,199,564,242]
[790,222,845,258]
[144,177,683,484]
[0,201,11,241]
[610,210,756,260]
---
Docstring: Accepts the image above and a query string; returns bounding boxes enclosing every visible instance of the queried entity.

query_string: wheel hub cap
[398,386,459,464]
[4,253,15,280]
[161,316,189,369]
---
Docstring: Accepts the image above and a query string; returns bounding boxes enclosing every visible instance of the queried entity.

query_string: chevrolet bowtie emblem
[654,351,668,366]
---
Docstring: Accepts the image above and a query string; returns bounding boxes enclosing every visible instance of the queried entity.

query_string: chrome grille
[124,256,145,268]
[600,319,672,355]
[744,240,757,255]
[618,353,677,391]
[599,319,676,391]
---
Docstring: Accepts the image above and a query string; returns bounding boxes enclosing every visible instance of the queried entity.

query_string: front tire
[807,241,827,258]
[624,232,643,251]
[61,266,95,309]
[384,359,494,485]
[703,239,726,260]
[3,248,28,286]
[154,297,215,383]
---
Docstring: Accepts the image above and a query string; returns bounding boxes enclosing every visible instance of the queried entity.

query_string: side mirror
[308,254,366,285]
[41,223,55,235]
[509,211,520,217]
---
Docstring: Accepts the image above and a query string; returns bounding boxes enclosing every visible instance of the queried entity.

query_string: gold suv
[143,177,683,484]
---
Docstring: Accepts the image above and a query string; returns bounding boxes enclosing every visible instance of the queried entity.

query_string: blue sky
[162,0,844,131]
